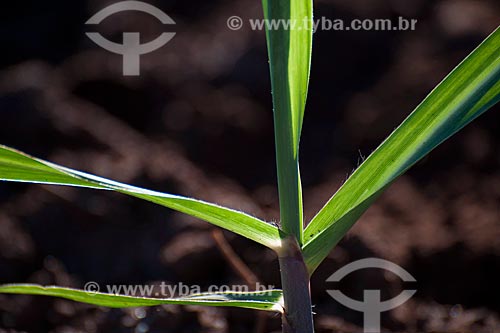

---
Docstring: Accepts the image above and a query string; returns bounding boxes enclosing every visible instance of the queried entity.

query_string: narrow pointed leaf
[304,26,500,273]
[262,0,313,243]
[0,145,282,250]
[0,284,284,312]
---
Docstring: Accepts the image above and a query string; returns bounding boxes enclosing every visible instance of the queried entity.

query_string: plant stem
[261,0,314,331]
[279,236,314,333]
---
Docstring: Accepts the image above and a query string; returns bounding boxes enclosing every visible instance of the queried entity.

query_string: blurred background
[0,0,499,332]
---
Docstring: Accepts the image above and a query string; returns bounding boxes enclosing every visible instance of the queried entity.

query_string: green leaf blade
[303,26,500,273]
[262,0,313,243]
[0,145,282,250]
[0,284,284,312]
